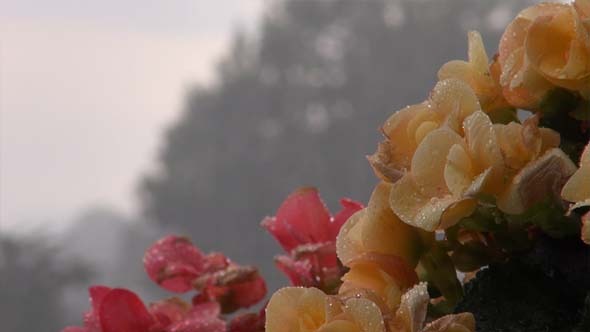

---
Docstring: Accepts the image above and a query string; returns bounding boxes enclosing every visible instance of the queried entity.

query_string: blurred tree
[140,0,530,289]
[0,235,90,331]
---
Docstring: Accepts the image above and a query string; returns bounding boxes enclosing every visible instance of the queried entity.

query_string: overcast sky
[0,0,264,234]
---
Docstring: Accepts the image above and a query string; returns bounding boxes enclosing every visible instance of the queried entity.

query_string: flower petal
[265,287,327,332]
[263,188,332,251]
[144,236,207,293]
[497,148,577,214]
[98,288,154,332]
[390,175,476,231]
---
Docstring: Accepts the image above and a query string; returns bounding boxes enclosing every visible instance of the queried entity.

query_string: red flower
[144,236,231,293]
[193,266,267,314]
[228,307,265,332]
[62,286,226,332]
[262,188,363,291]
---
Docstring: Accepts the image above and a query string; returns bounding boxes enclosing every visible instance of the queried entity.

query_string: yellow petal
[362,183,424,266]
[444,144,475,196]
[391,283,429,332]
[317,320,359,332]
[344,298,387,332]
[561,143,590,203]
[463,111,503,171]
[390,175,476,231]
[411,128,464,197]
[467,31,489,71]
[266,287,327,332]
[337,209,367,265]
[498,148,577,214]
[430,79,481,133]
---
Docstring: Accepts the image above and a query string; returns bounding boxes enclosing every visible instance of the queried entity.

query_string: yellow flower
[265,284,476,332]
[438,31,509,113]
[498,2,590,109]
[561,142,590,244]
[336,183,431,311]
[265,287,386,332]
[368,79,481,183]
[389,110,575,231]
[390,283,476,332]
[339,252,418,311]
[337,182,432,267]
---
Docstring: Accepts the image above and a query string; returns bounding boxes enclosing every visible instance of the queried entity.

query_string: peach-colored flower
[561,142,590,244]
[498,2,590,109]
[265,287,387,332]
[336,182,433,268]
[369,79,481,183]
[265,284,476,332]
[339,252,418,311]
[388,110,575,231]
[438,31,509,113]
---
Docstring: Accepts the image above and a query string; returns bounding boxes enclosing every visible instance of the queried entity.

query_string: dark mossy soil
[454,236,590,332]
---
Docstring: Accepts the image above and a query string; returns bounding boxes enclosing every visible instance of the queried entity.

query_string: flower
[368,79,482,183]
[143,235,229,293]
[262,187,363,290]
[438,31,509,113]
[193,266,267,314]
[265,283,475,332]
[388,110,575,231]
[339,252,418,311]
[561,142,590,243]
[336,182,432,268]
[144,235,267,313]
[265,286,387,332]
[62,286,226,332]
[498,2,590,109]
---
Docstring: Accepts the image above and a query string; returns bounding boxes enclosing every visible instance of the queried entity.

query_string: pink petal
[330,198,364,239]
[82,286,113,331]
[144,236,206,293]
[194,267,267,313]
[262,187,332,251]
[98,288,155,332]
[149,298,190,328]
[274,255,313,286]
[228,312,265,332]
[166,302,226,332]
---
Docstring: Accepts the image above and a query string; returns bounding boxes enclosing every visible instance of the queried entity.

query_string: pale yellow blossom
[265,284,476,332]
[336,182,432,267]
[498,2,590,109]
[438,31,509,113]
[369,79,481,182]
[389,110,575,231]
[265,287,386,332]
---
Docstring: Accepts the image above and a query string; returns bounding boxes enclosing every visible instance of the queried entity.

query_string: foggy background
[1,0,537,330]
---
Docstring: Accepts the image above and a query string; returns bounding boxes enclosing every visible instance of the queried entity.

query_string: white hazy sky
[0,0,264,234]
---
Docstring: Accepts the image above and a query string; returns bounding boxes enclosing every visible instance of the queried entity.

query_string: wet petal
[562,143,590,203]
[143,235,207,293]
[498,148,577,214]
[98,288,154,332]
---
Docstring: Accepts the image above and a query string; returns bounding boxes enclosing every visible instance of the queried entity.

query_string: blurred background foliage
[1,0,535,328]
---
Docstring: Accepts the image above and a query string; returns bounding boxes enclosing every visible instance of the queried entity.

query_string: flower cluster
[266,1,589,331]
[64,1,590,331]
[261,187,363,292]
[64,236,267,332]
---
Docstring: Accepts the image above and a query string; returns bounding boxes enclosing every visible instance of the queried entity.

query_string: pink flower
[262,188,363,290]
[144,235,267,313]
[193,266,267,314]
[143,236,230,293]
[62,286,226,332]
